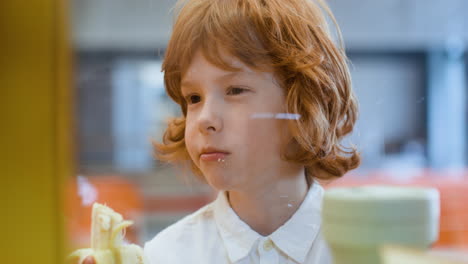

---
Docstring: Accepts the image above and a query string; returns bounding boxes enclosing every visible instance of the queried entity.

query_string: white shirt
[144,181,332,264]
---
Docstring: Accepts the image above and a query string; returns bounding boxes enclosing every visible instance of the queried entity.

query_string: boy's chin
[204,173,236,192]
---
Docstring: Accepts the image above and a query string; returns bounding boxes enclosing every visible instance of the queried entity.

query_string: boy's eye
[184,94,201,105]
[227,86,248,95]
[184,86,248,105]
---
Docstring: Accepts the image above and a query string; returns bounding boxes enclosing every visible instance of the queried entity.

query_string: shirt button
[263,239,274,251]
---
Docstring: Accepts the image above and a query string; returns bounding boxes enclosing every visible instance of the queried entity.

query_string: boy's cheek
[184,138,198,164]
[246,116,283,137]
[184,123,198,143]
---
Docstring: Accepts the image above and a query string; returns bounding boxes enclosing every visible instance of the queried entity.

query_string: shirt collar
[213,181,324,263]
[213,189,259,263]
[270,181,323,263]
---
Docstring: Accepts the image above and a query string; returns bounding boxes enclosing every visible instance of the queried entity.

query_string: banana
[68,203,147,264]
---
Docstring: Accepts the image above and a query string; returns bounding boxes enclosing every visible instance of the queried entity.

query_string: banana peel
[67,203,147,264]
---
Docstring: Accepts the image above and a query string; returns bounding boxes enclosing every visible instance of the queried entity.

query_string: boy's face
[182,50,299,193]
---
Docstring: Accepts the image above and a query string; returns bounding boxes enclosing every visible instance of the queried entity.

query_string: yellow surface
[0,0,74,263]
[381,245,466,264]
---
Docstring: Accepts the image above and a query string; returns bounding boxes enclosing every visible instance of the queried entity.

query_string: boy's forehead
[182,66,279,87]
[181,51,257,85]
[187,50,252,73]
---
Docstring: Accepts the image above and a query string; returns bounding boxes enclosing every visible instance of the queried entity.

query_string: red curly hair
[153,0,361,183]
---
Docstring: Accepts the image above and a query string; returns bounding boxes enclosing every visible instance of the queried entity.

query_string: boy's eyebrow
[180,79,200,90]
[181,71,253,91]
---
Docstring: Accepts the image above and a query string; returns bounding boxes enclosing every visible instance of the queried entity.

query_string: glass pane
[66,0,468,262]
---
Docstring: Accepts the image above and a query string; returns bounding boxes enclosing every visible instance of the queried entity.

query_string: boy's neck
[227,168,309,236]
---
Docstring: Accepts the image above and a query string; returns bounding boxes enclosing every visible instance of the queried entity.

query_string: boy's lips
[200,152,229,161]
[200,147,230,161]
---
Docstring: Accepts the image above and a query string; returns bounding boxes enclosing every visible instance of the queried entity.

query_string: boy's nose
[198,101,223,134]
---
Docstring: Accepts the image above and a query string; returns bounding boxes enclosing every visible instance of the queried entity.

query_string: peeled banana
[68,203,147,264]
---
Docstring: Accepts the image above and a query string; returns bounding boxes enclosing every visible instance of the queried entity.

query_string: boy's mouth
[200,152,229,162]
[200,147,230,161]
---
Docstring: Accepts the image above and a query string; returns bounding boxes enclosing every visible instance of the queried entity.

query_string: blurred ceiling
[72,0,468,51]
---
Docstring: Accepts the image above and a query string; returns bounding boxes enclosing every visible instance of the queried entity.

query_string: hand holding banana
[68,203,147,264]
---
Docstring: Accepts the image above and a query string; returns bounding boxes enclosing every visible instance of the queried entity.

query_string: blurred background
[1,0,467,262]
[68,0,468,249]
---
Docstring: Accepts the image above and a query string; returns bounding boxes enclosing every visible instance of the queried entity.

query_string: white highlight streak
[250,112,301,120]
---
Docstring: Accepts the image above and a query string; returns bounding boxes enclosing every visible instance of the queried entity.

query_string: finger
[82,256,96,264]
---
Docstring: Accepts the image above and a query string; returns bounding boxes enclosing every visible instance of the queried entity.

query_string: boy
[145,0,360,263]
[81,0,360,263]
